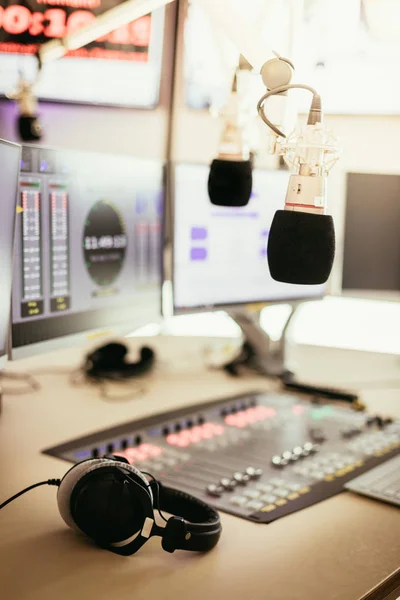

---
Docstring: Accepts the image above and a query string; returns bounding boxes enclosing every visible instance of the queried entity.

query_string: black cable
[0,479,60,510]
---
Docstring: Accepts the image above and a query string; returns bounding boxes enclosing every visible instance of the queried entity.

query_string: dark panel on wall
[342,173,400,291]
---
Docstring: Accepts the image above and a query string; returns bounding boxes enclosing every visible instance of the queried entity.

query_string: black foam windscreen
[267,210,335,285]
[208,159,252,207]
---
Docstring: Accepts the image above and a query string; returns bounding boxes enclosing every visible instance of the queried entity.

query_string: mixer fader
[44,391,400,523]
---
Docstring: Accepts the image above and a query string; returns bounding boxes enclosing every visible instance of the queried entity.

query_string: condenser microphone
[8,72,42,142]
[208,71,252,207]
[258,92,340,285]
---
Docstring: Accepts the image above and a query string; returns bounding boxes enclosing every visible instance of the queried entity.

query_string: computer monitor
[342,172,400,299]
[172,163,325,314]
[11,145,164,358]
[0,139,21,368]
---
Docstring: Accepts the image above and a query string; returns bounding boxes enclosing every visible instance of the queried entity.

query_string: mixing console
[44,392,400,523]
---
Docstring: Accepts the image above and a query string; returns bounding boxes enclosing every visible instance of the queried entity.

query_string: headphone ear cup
[70,468,145,544]
[58,459,152,542]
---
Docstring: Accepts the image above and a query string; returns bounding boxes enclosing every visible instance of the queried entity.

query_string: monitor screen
[11,145,164,356]
[0,5,165,108]
[342,172,400,294]
[173,163,325,312]
[0,139,20,362]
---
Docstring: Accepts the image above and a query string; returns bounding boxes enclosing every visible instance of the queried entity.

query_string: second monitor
[173,163,325,313]
[12,145,164,358]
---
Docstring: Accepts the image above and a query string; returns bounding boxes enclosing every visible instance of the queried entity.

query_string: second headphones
[83,342,155,382]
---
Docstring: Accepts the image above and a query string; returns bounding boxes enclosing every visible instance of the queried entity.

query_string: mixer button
[220,478,237,490]
[260,494,277,504]
[230,496,247,507]
[150,462,163,471]
[270,478,285,487]
[282,451,292,461]
[246,500,264,511]
[303,442,314,453]
[274,489,289,498]
[287,483,302,492]
[280,459,289,466]
[255,483,274,493]
[333,461,346,470]
[206,484,224,497]
[323,467,335,475]
[243,489,261,499]
[161,457,177,467]
[293,465,306,475]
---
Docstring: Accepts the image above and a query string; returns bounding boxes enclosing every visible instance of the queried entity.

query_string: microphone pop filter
[267,210,335,285]
[208,158,252,207]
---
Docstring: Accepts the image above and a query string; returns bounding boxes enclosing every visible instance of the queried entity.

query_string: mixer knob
[245,467,263,479]
[282,451,292,461]
[233,472,249,485]
[271,455,284,468]
[303,442,314,453]
[341,427,361,439]
[220,478,237,490]
[309,428,326,443]
[206,484,224,497]
[292,446,303,457]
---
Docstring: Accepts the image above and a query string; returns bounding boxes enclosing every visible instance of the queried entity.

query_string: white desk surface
[1,335,399,600]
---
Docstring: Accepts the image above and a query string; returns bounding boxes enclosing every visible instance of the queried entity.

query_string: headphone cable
[0,479,60,510]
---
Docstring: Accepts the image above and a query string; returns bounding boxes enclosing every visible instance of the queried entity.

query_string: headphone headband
[153,483,222,553]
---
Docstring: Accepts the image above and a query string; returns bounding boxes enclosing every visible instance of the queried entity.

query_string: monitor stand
[227,305,298,378]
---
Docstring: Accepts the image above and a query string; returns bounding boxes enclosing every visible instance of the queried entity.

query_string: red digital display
[225,406,276,428]
[166,422,224,448]
[114,443,163,464]
[0,1,151,61]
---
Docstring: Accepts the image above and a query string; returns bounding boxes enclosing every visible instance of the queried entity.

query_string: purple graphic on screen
[260,247,268,257]
[211,212,259,218]
[191,248,207,261]
[155,189,164,215]
[261,229,270,238]
[191,227,207,240]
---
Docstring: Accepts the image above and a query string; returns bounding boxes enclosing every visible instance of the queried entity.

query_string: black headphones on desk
[57,456,222,555]
[83,342,155,381]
